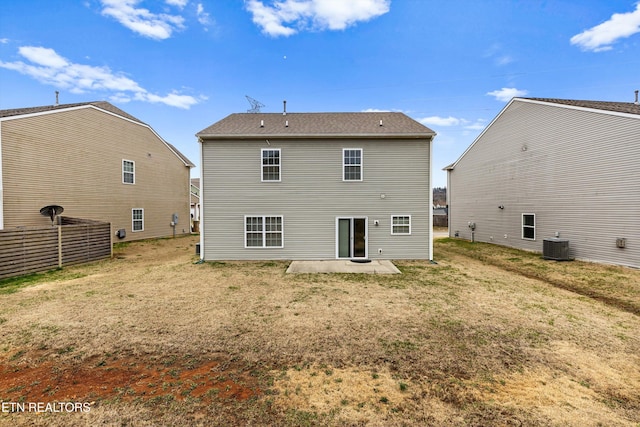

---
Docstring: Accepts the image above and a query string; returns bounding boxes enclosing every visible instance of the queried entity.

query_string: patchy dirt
[0,351,260,405]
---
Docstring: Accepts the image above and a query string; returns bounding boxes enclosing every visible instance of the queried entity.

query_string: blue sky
[1,1,640,188]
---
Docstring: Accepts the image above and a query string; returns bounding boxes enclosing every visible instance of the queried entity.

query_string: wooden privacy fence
[0,217,112,280]
[433,215,448,228]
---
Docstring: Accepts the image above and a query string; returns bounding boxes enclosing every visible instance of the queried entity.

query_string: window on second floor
[343,148,362,181]
[123,160,135,184]
[262,149,281,182]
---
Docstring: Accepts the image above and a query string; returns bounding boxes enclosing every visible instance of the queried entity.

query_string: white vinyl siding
[261,148,281,182]
[522,213,535,240]
[391,215,411,235]
[448,99,640,268]
[123,159,135,184]
[343,148,362,181]
[132,208,144,232]
[245,216,283,248]
[201,139,431,260]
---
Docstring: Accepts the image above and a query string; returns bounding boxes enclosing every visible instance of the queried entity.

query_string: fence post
[58,225,63,268]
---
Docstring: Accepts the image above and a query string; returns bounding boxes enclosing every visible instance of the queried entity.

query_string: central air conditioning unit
[543,238,570,261]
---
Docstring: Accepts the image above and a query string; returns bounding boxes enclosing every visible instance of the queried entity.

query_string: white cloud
[246,0,391,37]
[464,120,486,131]
[419,116,461,127]
[0,38,9,44]
[0,46,202,109]
[570,3,640,52]
[486,87,528,102]
[196,3,211,26]
[361,108,391,112]
[100,0,185,40]
[166,0,188,8]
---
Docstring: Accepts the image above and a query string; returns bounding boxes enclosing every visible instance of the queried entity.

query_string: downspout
[0,121,4,229]
[428,135,434,262]
[198,136,205,260]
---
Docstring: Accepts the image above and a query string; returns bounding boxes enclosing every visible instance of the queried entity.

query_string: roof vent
[285,120,289,127]
[283,100,287,115]
[635,90,639,105]
[55,91,59,106]
[260,120,264,127]
[379,119,383,126]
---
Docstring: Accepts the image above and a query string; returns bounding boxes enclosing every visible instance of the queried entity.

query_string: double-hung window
[522,213,535,240]
[391,215,411,235]
[245,216,283,248]
[132,208,144,232]
[343,149,362,181]
[262,149,281,181]
[123,159,135,184]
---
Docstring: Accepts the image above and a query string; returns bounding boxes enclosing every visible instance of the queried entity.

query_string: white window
[123,160,135,184]
[391,215,411,235]
[245,216,283,248]
[343,149,362,181]
[132,208,144,232]
[522,213,535,240]
[261,149,281,181]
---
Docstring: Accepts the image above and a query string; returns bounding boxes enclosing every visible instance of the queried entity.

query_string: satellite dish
[40,205,64,225]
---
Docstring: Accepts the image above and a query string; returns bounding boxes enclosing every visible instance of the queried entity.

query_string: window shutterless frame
[391,215,411,235]
[522,213,535,240]
[132,208,144,232]
[342,148,362,181]
[261,148,281,182]
[122,159,135,184]
[244,215,284,248]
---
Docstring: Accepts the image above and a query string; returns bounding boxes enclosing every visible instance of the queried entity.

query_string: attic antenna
[245,95,265,113]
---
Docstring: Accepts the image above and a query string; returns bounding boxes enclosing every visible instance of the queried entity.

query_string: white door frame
[335,216,368,259]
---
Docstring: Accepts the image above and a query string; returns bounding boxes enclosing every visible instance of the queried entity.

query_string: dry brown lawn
[1,235,639,426]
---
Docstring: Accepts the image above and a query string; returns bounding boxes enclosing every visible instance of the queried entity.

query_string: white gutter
[429,135,434,261]
[198,137,205,261]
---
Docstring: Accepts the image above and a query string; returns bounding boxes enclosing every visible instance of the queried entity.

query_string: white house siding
[201,138,431,260]
[448,99,639,268]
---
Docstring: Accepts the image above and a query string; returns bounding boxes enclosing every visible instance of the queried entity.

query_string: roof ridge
[521,97,640,116]
[0,101,147,123]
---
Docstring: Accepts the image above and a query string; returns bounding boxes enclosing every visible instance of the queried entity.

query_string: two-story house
[446,97,640,268]
[0,101,194,241]
[196,111,436,260]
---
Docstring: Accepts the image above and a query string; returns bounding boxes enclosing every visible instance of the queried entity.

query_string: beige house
[0,101,194,241]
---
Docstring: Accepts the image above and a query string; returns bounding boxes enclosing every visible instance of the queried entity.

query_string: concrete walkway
[286,260,401,274]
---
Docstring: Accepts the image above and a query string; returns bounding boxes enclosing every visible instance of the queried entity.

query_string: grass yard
[1,235,639,426]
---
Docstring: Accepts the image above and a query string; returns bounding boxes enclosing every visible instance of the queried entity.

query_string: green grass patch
[0,270,87,294]
[435,239,640,315]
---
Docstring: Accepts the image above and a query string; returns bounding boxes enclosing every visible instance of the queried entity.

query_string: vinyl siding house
[197,112,436,261]
[0,101,194,241]
[446,97,640,268]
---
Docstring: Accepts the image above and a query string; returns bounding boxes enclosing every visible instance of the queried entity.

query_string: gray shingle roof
[196,112,436,139]
[525,98,640,116]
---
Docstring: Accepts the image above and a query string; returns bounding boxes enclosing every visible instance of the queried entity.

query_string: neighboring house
[190,178,200,231]
[0,101,194,241]
[446,97,640,268]
[196,112,436,260]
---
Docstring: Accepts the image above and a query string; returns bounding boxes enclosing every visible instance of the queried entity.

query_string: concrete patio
[286,260,401,274]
